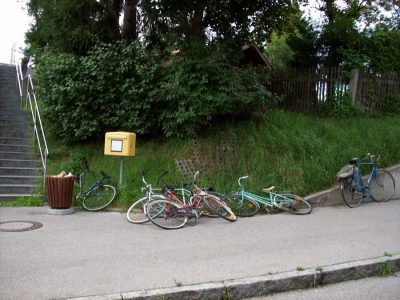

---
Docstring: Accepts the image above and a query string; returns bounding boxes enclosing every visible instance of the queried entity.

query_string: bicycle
[75,157,117,211]
[126,171,174,224]
[337,153,395,208]
[145,171,237,229]
[221,176,312,216]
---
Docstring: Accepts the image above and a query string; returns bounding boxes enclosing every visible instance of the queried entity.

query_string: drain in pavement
[0,221,43,232]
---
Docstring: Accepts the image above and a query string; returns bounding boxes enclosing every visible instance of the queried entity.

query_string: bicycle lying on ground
[126,172,169,224]
[221,176,312,216]
[75,157,117,211]
[337,153,395,208]
[145,171,236,229]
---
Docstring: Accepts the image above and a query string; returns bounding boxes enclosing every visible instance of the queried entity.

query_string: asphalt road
[1,200,399,299]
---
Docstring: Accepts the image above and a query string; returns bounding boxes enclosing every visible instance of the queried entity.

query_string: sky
[0,0,31,64]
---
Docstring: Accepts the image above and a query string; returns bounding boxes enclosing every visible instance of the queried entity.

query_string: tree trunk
[101,0,123,41]
[122,0,139,41]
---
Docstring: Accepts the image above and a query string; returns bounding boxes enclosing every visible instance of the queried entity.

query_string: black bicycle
[75,157,117,211]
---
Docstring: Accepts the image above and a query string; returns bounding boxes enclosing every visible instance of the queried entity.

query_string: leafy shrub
[382,93,400,115]
[34,42,275,142]
[318,90,358,118]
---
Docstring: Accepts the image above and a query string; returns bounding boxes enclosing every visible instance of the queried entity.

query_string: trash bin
[45,176,75,209]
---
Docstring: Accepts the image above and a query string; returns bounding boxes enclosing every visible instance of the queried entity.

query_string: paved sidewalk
[0,200,399,300]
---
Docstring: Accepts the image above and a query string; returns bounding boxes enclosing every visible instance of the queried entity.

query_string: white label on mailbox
[111,140,123,152]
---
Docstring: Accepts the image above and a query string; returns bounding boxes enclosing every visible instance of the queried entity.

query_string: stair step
[0,159,41,168]
[0,184,37,194]
[0,144,36,152]
[0,167,40,176]
[0,175,41,185]
[0,131,32,138]
[0,151,37,160]
[0,119,29,126]
[0,137,32,145]
[0,124,32,131]
[0,113,29,121]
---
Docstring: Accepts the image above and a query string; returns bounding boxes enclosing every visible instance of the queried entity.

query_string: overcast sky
[0,0,31,64]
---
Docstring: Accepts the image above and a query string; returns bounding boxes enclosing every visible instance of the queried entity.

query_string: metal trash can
[45,176,75,209]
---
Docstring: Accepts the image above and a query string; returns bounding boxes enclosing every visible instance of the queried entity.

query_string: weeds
[221,288,231,300]
[378,262,394,277]
[0,196,43,207]
[296,267,305,271]
[174,279,183,287]
[384,252,392,257]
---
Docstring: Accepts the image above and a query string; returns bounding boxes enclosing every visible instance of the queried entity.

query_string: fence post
[349,69,359,103]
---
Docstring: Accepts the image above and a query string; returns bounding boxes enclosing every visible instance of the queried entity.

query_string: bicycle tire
[202,195,237,222]
[275,194,312,215]
[221,193,260,217]
[146,199,188,230]
[370,169,395,202]
[340,180,363,208]
[202,191,224,217]
[82,184,116,211]
[126,195,165,224]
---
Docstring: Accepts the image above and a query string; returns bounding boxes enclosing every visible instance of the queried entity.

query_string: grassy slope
[45,111,400,208]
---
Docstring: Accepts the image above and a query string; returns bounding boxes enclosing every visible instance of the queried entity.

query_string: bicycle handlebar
[238,176,249,188]
[350,153,380,165]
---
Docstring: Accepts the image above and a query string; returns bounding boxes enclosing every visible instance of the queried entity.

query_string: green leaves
[36,42,275,143]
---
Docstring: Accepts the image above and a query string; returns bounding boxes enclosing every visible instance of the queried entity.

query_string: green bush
[35,42,275,142]
[318,90,359,118]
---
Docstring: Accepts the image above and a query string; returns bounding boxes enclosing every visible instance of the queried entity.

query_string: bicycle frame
[236,176,297,210]
[161,171,217,218]
[350,155,382,196]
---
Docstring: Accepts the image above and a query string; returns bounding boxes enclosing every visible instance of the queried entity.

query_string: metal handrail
[13,58,49,183]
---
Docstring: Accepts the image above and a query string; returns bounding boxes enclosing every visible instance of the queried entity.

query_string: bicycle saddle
[262,186,275,193]
[349,158,359,165]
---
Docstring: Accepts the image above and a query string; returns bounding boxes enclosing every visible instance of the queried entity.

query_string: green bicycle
[222,176,312,216]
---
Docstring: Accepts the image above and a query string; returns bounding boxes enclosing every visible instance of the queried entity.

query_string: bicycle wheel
[370,169,395,202]
[340,180,363,208]
[221,193,259,217]
[275,194,312,215]
[202,191,224,217]
[126,195,165,224]
[202,195,237,222]
[146,199,188,230]
[82,184,116,211]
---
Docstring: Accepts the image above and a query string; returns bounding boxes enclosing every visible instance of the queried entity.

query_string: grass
[33,110,400,209]
[378,262,394,277]
[296,266,305,271]
[0,196,43,207]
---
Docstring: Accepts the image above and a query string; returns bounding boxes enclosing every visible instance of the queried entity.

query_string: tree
[140,0,306,48]
[26,0,139,55]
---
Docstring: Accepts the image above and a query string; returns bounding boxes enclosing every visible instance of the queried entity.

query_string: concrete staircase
[0,63,41,201]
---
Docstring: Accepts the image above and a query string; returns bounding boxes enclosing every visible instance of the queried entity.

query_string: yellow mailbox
[104,132,136,157]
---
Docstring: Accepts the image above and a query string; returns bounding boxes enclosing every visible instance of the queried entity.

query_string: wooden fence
[269,67,400,113]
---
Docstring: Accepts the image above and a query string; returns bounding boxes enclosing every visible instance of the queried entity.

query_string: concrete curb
[67,254,400,300]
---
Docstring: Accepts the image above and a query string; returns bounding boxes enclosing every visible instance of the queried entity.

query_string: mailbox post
[104,132,136,186]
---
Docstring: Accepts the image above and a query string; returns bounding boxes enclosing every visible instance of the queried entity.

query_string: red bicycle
[146,171,237,229]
